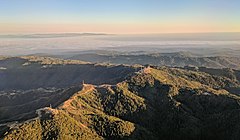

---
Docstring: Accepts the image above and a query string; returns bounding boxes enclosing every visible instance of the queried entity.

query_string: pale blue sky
[0,0,239,33]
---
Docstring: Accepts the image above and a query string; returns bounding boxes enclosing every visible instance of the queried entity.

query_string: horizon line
[0,31,240,36]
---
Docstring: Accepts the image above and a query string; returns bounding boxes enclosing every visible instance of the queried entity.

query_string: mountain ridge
[2,66,240,140]
[68,52,240,69]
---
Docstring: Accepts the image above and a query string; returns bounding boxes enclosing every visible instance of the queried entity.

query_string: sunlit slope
[3,67,240,140]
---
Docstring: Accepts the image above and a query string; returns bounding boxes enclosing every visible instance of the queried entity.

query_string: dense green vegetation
[4,109,102,140]
[2,66,240,140]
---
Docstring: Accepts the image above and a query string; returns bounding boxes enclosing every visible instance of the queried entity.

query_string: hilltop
[1,66,240,140]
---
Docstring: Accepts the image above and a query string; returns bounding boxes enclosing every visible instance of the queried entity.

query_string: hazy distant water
[0,33,239,56]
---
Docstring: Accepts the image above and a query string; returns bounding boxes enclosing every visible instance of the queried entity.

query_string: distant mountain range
[66,51,240,69]
[0,56,240,140]
[0,56,135,90]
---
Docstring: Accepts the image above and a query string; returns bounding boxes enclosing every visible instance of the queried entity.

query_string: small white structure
[0,67,7,70]
[202,92,211,96]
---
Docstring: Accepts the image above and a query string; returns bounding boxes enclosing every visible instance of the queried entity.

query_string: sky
[0,0,240,34]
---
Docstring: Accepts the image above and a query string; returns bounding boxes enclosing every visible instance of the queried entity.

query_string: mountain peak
[1,59,240,140]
